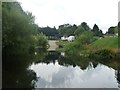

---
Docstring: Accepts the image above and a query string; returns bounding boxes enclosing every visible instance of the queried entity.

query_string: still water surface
[3,51,120,88]
[29,51,119,88]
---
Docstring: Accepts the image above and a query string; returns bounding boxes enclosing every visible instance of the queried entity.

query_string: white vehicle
[67,36,75,42]
[61,36,75,41]
[61,36,68,41]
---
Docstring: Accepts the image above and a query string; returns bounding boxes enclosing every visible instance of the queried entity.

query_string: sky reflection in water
[29,61,118,88]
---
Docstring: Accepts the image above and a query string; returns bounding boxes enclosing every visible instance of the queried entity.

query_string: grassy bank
[88,36,118,52]
[56,36,119,54]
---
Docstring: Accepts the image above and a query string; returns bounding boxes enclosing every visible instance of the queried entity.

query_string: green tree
[115,26,118,34]
[58,24,77,36]
[58,24,70,35]
[106,27,116,34]
[74,26,85,36]
[40,26,59,36]
[92,24,103,37]
[65,25,77,36]
[76,31,94,45]
[2,2,48,68]
[99,30,103,37]
[81,22,91,31]
[74,22,91,36]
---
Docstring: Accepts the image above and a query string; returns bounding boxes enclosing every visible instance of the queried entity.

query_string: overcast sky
[17,0,119,33]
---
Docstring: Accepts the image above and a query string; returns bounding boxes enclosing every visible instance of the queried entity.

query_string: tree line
[39,22,118,40]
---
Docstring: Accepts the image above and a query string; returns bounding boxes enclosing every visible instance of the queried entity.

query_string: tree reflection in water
[2,50,46,89]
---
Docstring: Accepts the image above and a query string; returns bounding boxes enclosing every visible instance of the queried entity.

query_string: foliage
[39,26,59,38]
[58,24,69,35]
[58,24,77,36]
[3,67,37,88]
[106,26,116,34]
[64,41,82,55]
[105,22,119,35]
[65,24,77,36]
[2,2,48,88]
[92,24,103,37]
[33,33,48,50]
[81,22,91,31]
[76,31,94,45]
[58,22,95,37]
[89,49,115,61]
[2,2,48,56]
[74,26,85,36]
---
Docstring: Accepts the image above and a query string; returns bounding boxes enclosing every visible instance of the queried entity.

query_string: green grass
[88,36,118,51]
[56,36,119,53]
[56,40,74,51]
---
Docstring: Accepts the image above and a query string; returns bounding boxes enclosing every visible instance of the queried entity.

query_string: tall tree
[58,24,77,36]
[2,2,48,64]
[92,24,103,37]
[40,26,59,36]
[76,31,94,45]
[81,22,91,31]
[74,26,85,36]
[99,30,103,36]
[66,24,77,36]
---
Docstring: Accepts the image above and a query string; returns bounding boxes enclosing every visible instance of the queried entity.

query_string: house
[104,33,118,37]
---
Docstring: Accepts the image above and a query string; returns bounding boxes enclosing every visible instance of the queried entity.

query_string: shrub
[64,42,82,55]
[89,49,115,61]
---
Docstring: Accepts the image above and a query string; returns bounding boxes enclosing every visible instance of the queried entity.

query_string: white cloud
[17,0,119,33]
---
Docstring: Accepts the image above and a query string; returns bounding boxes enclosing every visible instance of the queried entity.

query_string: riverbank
[88,36,118,52]
[56,37,119,52]
[56,37,120,61]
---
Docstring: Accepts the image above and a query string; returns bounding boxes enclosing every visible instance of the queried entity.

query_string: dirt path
[48,40,58,51]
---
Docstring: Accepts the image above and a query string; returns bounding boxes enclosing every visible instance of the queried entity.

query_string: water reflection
[30,62,118,88]
[2,50,46,88]
[3,50,120,88]
[61,52,65,56]
[29,51,120,88]
[39,51,60,64]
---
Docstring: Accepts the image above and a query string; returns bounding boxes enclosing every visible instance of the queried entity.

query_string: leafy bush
[2,2,48,66]
[89,49,115,61]
[64,41,82,55]
[76,31,94,45]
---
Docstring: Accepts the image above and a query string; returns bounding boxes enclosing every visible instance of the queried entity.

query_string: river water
[28,51,120,88]
[2,51,120,88]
